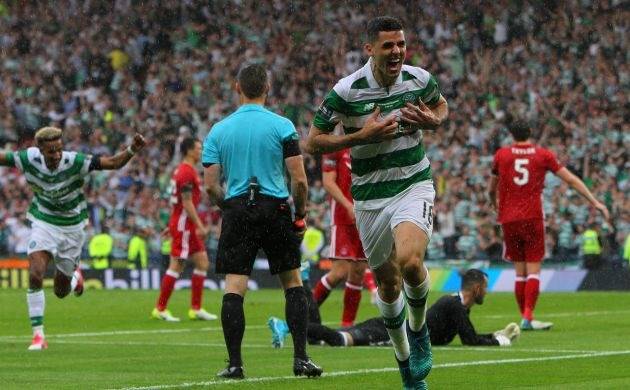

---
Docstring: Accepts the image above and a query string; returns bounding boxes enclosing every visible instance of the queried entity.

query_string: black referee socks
[285,287,309,360]
[221,293,245,367]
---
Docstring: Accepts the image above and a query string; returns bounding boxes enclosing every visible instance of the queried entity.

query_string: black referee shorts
[216,195,301,276]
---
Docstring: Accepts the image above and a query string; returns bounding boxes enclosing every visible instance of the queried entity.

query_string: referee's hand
[293,218,307,238]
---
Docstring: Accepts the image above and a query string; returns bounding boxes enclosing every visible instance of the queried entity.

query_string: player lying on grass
[269,269,519,348]
[0,126,146,350]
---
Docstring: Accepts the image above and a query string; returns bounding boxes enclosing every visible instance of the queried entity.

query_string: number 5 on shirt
[513,159,529,186]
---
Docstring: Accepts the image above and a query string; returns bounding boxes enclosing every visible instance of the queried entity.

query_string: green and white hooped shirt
[6,147,93,229]
[313,58,441,210]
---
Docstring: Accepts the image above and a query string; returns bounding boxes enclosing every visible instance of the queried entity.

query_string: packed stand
[0,0,627,266]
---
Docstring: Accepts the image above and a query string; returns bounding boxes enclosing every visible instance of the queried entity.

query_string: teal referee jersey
[202,104,299,200]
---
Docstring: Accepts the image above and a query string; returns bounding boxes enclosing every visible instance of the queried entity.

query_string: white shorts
[355,182,435,269]
[27,221,86,277]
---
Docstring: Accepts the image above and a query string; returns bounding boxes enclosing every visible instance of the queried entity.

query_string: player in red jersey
[152,137,217,322]
[312,148,371,327]
[489,120,609,330]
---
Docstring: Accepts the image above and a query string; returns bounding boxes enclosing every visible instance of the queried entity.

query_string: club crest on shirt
[402,92,417,104]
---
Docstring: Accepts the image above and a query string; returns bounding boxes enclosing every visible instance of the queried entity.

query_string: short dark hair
[367,16,404,42]
[461,269,488,290]
[237,63,268,99]
[508,119,532,141]
[180,137,198,156]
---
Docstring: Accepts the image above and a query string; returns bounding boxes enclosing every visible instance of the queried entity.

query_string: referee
[202,63,322,380]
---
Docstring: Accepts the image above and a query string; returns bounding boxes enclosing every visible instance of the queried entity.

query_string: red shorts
[170,224,205,259]
[501,219,545,263]
[330,224,366,261]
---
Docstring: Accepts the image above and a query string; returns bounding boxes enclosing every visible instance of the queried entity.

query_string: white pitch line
[0,338,600,355]
[52,340,270,349]
[484,309,630,319]
[432,346,600,354]
[0,325,263,340]
[0,322,338,341]
[1,309,627,340]
[108,349,630,390]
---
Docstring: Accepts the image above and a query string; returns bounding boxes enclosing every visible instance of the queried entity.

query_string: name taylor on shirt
[511,147,536,155]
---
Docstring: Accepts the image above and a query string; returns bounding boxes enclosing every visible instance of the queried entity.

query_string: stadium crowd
[0,0,627,266]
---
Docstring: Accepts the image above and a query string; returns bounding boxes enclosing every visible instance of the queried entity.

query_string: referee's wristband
[293,218,307,230]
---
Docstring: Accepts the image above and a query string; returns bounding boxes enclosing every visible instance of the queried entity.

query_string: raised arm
[98,134,147,170]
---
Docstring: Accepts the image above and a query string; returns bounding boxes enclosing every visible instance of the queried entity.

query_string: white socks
[70,270,79,291]
[403,270,431,332]
[27,289,45,335]
[376,291,409,361]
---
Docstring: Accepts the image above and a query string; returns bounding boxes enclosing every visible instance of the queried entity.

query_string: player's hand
[399,101,441,129]
[345,205,356,224]
[593,201,610,221]
[130,133,147,153]
[357,107,400,143]
[494,333,512,347]
[494,322,520,342]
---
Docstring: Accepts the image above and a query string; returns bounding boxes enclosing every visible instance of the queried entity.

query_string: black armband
[89,155,102,171]
[283,138,301,158]
[202,162,215,168]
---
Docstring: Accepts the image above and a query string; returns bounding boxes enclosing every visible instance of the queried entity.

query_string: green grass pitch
[1,289,629,389]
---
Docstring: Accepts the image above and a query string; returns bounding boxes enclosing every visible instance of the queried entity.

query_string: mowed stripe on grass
[1,308,627,340]
[109,349,630,390]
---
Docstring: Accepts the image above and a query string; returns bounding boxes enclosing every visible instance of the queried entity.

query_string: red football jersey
[322,149,354,226]
[492,143,563,224]
[168,162,202,229]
